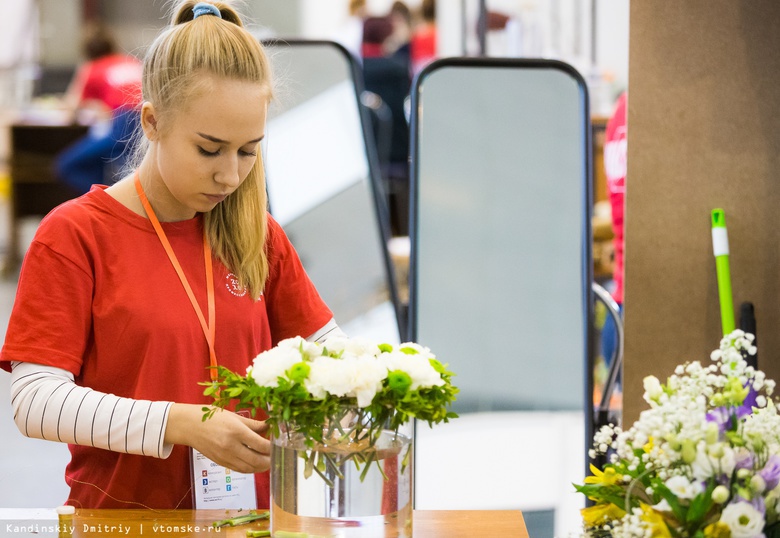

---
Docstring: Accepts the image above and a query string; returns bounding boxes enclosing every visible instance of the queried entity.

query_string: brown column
[624,1,780,423]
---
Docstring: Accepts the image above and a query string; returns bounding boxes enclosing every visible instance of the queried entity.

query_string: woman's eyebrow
[197,132,265,144]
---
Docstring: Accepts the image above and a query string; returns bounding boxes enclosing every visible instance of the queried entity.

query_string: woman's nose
[215,154,240,188]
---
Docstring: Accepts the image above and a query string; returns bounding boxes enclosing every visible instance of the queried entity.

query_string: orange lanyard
[134,174,218,381]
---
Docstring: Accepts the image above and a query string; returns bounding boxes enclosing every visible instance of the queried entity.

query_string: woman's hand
[165,403,270,474]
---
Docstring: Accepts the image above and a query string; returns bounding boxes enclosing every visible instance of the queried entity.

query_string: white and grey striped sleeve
[306,318,346,343]
[9,361,174,459]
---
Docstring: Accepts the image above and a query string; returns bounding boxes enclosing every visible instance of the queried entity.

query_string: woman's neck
[107,162,197,223]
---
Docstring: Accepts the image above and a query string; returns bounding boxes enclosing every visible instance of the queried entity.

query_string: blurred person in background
[386,1,413,73]
[410,0,437,75]
[601,91,627,379]
[63,22,142,122]
[56,22,142,194]
[361,16,411,236]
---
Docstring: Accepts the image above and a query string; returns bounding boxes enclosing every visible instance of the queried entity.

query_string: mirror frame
[260,38,406,341]
[408,57,595,488]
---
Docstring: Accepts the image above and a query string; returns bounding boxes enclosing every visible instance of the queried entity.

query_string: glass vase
[270,407,413,538]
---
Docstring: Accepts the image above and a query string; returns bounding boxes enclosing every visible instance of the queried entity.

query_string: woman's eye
[198,147,220,157]
[239,149,257,157]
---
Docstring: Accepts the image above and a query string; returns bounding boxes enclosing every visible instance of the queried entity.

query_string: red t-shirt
[604,92,627,304]
[76,54,143,111]
[0,185,332,509]
[410,24,437,75]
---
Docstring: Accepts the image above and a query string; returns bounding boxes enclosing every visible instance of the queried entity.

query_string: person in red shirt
[601,91,627,372]
[63,22,142,118]
[410,0,437,75]
[3,0,338,510]
[604,91,627,306]
[57,23,144,194]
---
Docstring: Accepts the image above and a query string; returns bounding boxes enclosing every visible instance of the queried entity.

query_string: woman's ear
[140,102,159,141]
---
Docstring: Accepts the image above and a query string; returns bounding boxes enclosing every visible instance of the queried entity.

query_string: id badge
[190,447,257,510]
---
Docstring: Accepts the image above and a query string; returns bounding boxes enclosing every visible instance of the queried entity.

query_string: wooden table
[4,509,527,537]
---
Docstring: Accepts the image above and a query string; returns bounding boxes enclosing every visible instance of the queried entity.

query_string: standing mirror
[261,40,402,343]
[409,58,592,538]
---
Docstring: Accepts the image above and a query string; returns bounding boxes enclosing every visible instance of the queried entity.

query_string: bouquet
[576,330,780,538]
[203,335,458,483]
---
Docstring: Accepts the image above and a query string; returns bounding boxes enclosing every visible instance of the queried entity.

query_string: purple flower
[735,451,755,471]
[761,455,780,491]
[734,491,766,515]
[706,406,734,434]
[737,386,759,418]
[706,386,759,435]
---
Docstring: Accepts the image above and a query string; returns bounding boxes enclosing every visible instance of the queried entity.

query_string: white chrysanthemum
[321,335,381,358]
[719,501,765,538]
[305,355,387,407]
[277,335,323,358]
[664,475,703,499]
[381,351,444,391]
[397,342,435,358]
[249,342,305,387]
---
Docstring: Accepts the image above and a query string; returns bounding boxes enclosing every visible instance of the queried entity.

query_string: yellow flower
[584,464,622,486]
[644,436,655,453]
[703,521,731,538]
[581,503,626,527]
[639,504,672,538]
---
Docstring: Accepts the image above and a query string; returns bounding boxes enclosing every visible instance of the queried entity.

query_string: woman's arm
[307,318,346,343]
[160,319,346,473]
[10,361,172,458]
[9,319,345,472]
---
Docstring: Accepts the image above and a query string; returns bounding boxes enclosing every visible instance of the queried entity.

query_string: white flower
[750,474,766,494]
[248,341,305,387]
[305,355,387,407]
[321,335,380,358]
[664,475,703,499]
[719,501,765,538]
[305,356,352,399]
[643,376,663,402]
[381,350,444,390]
[278,336,323,359]
[396,342,433,356]
[692,443,736,481]
[712,485,729,504]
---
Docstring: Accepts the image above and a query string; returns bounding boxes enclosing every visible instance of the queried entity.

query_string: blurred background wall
[3,0,628,110]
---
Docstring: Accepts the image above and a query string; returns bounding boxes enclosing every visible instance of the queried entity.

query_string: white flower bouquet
[576,330,780,538]
[203,336,458,483]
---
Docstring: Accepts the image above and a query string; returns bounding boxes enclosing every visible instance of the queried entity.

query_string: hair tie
[193,2,222,19]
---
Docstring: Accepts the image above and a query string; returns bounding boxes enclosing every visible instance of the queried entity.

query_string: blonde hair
[141,0,272,300]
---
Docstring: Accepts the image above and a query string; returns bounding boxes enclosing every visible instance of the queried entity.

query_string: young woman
[3,1,340,509]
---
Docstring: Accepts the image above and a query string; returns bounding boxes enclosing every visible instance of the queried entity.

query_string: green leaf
[686,488,713,524]
[654,481,685,522]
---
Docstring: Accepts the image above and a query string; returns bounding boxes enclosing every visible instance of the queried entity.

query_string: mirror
[261,40,402,343]
[409,58,592,538]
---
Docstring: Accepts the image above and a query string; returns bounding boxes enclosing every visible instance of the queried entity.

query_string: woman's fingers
[209,411,271,473]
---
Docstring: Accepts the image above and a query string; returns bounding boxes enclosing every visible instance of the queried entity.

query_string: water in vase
[271,429,413,538]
